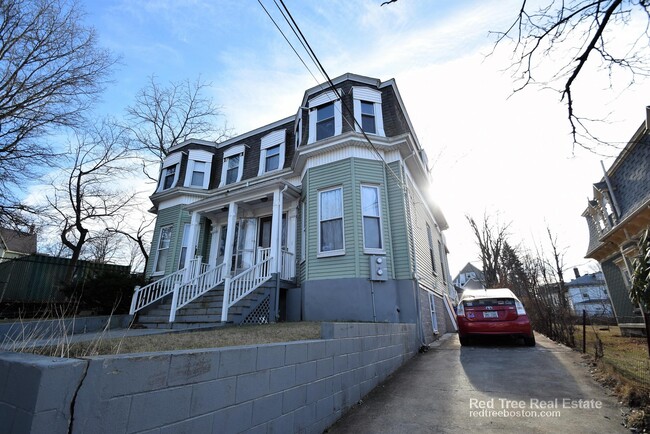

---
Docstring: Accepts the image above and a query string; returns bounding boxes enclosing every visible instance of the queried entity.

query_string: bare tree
[107,212,155,272]
[467,214,510,288]
[125,75,231,181]
[492,1,650,148]
[44,120,137,283]
[82,229,121,264]
[0,0,115,227]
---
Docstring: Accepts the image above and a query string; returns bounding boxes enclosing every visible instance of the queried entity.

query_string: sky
[73,0,650,278]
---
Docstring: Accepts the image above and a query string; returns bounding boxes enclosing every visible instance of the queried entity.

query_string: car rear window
[463,298,515,307]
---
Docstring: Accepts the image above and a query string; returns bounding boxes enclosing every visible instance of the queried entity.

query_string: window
[316,102,335,140]
[178,224,191,269]
[438,240,447,283]
[352,87,385,136]
[427,224,437,275]
[361,185,382,251]
[295,112,302,148]
[258,130,285,175]
[360,101,376,134]
[154,225,173,274]
[220,145,246,186]
[184,149,213,189]
[307,90,342,144]
[163,165,177,189]
[158,152,181,192]
[301,201,306,261]
[319,187,344,254]
[225,155,240,184]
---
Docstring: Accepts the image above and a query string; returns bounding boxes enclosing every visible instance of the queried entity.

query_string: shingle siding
[610,133,650,218]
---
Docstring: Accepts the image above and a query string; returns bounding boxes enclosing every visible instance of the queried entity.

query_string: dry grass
[574,325,650,430]
[29,322,322,358]
[574,325,649,387]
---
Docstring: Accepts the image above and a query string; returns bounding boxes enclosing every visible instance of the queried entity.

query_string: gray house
[582,106,650,336]
[130,73,455,344]
[565,270,613,318]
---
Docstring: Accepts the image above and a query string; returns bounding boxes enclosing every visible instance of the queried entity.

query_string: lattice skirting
[242,295,271,324]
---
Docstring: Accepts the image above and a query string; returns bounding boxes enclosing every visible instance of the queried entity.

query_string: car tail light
[456,302,465,317]
[515,300,526,315]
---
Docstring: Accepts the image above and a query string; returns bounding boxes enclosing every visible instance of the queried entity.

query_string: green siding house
[131,73,456,344]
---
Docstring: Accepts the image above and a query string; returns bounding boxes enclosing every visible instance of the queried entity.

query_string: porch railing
[129,257,203,315]
[169,263,226,322]
[221,253,273,322]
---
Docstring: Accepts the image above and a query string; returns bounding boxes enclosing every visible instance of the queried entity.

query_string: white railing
[129,257,203,315]
[221,254,273,322]
[280,249,295,280]
[169,263,226,322]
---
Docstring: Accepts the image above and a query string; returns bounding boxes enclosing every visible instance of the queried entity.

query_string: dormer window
[258,130,286,175]
[183,149,213,189]
[308,90,342,144]
[220,144,246,186]
[316,103,335,140]
[352,87,385,136]
[157,153,182,192]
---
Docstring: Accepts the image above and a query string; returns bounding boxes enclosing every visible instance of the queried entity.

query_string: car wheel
[459,335,470,346]
[524,335,536,347]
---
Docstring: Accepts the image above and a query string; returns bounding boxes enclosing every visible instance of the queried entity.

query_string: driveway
[326,333,628,433]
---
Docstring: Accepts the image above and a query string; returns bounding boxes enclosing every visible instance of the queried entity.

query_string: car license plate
[483,311,499,319]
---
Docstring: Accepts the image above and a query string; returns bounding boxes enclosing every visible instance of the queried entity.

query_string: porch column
[183,211,201,271]
[271,188,283,274]
[223,202,238,275]
[208,219,219,267]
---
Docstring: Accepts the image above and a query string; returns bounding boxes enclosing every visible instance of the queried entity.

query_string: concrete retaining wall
[0,322,418,434]
[0,315,133,342]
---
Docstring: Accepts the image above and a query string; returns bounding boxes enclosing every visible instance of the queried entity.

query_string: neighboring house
[566,269,613,318]
[0,227,37,262]
[452,262,485,296]
[582,106,650,336]
[130,73,455,344]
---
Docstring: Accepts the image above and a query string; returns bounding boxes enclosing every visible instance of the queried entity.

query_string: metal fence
[0,254,130,303]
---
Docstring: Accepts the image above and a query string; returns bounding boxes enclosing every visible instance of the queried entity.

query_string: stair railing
[169,262,226,322]
[221,251,273,322]
[129,257,202,315]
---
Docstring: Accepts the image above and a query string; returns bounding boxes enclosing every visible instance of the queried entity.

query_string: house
[582,106,650,336]
[130,73,455,344]
[0,227,37,262]
[452,262,485,298]
[566,269,613,318]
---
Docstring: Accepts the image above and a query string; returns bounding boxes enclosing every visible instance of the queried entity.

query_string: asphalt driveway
[326,333,628,434]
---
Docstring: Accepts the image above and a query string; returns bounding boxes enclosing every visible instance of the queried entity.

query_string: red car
[456,288,535,346]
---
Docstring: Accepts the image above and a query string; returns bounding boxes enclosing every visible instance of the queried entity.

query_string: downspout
[274,185,289,322]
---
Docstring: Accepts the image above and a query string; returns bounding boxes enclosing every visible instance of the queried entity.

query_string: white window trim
[220,145,246,186]
[317,186,345,257]
[157,153,182,192]
[300,201,306,262]
[427,223,437,276]
[308,90,342,144]
[258,130,286,175]
[360,184,384,254]
[183,149,213,189]
[153,224,173,275]
[352,86,385,137]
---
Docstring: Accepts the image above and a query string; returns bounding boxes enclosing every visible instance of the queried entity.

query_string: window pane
[163,165,176,189]
[225,155,240,184]
[321,219,343,251]
[316,103,335,140]
[190,162,205,186]
[317,103,334,121]
[361,114,376,134]
[265,145,280,172]
[320,189,342,220]
[363,216,382,249]
[361,186,379,217]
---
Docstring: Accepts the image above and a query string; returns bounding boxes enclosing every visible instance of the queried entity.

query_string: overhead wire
[265,0,411,192]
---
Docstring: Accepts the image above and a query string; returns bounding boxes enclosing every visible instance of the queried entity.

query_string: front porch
[131,181,301,327]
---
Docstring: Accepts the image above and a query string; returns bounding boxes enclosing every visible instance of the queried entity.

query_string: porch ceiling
[183,179,301,214]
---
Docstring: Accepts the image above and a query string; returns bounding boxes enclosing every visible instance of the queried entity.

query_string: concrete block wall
[0,315,133,342]
[0,322,418,434]
[0,352,87,434]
